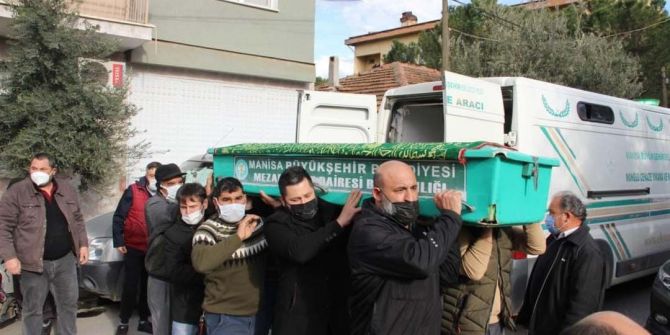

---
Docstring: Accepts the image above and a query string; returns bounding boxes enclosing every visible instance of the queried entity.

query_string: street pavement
[0,274,656,334]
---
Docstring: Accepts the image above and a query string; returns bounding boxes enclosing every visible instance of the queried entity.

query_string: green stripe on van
[599,225,622,261]
[555,128,577,159]
[585,208,670,225]
[586,198,654,209]
[540,127,585,195]
[612,223,633,259]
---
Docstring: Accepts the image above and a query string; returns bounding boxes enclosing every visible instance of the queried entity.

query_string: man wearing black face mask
[264,166,362,335]
[348,160,464,335]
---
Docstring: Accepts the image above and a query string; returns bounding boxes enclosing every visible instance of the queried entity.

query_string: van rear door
[443,71,505,144]
[297,91,377,143]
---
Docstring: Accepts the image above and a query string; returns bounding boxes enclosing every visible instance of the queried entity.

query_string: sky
[314,0,670,79]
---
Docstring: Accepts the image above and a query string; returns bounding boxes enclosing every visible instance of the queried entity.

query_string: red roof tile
[317,62,441,109]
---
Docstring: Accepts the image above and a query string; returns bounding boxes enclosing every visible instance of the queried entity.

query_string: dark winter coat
[348,199,463,335]
[264,200,350,335]
[516,225,607,335]
[163,220,205,324]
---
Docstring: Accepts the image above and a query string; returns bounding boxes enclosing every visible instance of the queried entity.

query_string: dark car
[647,259,670,335]
[78,212,124,301]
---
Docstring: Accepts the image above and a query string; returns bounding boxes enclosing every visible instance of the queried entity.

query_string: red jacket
[113,178,152,252]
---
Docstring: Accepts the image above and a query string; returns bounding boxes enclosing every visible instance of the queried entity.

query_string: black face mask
[390,201,420,226]
[288,198,318,221]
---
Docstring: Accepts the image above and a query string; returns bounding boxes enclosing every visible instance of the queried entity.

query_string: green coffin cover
[210,142,487,160]
[210,142,559,225]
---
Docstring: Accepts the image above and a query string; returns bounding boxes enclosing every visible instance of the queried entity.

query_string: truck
[286,71,670,312]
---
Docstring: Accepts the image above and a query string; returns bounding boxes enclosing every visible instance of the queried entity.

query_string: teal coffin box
[210,142,559,226]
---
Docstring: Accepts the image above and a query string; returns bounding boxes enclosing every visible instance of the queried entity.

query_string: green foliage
[449,5,643,98]
[315,76,328,85]
[0,0,145,189]
[383,40,420,64]
[385,1,644,98]
[577,0,670,100]
[417,26,442,69]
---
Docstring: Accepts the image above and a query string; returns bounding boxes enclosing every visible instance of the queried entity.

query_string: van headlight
[658,262,670,290]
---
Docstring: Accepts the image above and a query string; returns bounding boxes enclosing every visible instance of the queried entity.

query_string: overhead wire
[449,27,501,42]
[601,17,670,37]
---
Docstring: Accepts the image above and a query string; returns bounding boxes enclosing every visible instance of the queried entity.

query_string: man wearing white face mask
[192,177,267,335]
[112,161,161,335]
[163,183,208,335]
[0,153,88,335]
[145,163,185,335]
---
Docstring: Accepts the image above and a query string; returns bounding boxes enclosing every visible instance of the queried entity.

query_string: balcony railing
[76,0,149,25]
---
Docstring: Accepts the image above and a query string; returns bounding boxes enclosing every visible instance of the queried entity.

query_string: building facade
[345,11,437,75]
[0,0,316,215]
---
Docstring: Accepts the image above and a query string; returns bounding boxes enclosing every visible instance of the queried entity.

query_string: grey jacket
[0,176,87,272]
[144,195,178,242]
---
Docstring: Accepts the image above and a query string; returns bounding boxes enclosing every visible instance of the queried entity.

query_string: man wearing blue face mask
[192,177,267,335]
[517,191,607,335]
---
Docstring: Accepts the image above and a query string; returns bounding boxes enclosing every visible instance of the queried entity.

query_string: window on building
[577,102,615,124]
[222,0,278,11]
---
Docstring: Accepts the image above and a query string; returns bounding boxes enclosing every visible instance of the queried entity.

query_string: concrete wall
[131,40,314,83]
[142,0,315,83]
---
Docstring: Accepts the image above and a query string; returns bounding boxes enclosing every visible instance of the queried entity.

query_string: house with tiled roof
[345,11,439,75]
[318,61,441,109]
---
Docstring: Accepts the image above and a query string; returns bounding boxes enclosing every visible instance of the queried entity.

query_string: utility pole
[663,66,668,108]
[442,0,450,73]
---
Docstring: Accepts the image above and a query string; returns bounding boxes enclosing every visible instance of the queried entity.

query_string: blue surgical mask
[545,214,560,235]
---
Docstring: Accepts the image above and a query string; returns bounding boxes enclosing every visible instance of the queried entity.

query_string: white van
[296,71,670,312]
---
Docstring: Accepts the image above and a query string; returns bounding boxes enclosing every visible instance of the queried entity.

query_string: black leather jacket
[517,225,607,335]
[348,199,462,335]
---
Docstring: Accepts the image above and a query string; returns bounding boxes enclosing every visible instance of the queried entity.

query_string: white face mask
[218,203,246,223]
[162,184,182,203]
[30,171,52,187]
[147,178,157,193]
[182,209,204,226]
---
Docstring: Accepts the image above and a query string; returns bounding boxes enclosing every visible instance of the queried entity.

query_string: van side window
[577,102,614,124]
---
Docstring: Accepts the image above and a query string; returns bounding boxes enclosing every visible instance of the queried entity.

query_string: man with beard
[265,166,361,335]
[348,160,463,335]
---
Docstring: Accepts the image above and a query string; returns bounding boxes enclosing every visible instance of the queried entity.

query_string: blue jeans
[172,321,198,335]
[20,253,78,335]
[205,313,255,335]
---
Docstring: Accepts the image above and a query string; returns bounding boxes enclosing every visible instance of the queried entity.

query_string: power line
[602,17,670,37]
[450,27,501,42]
